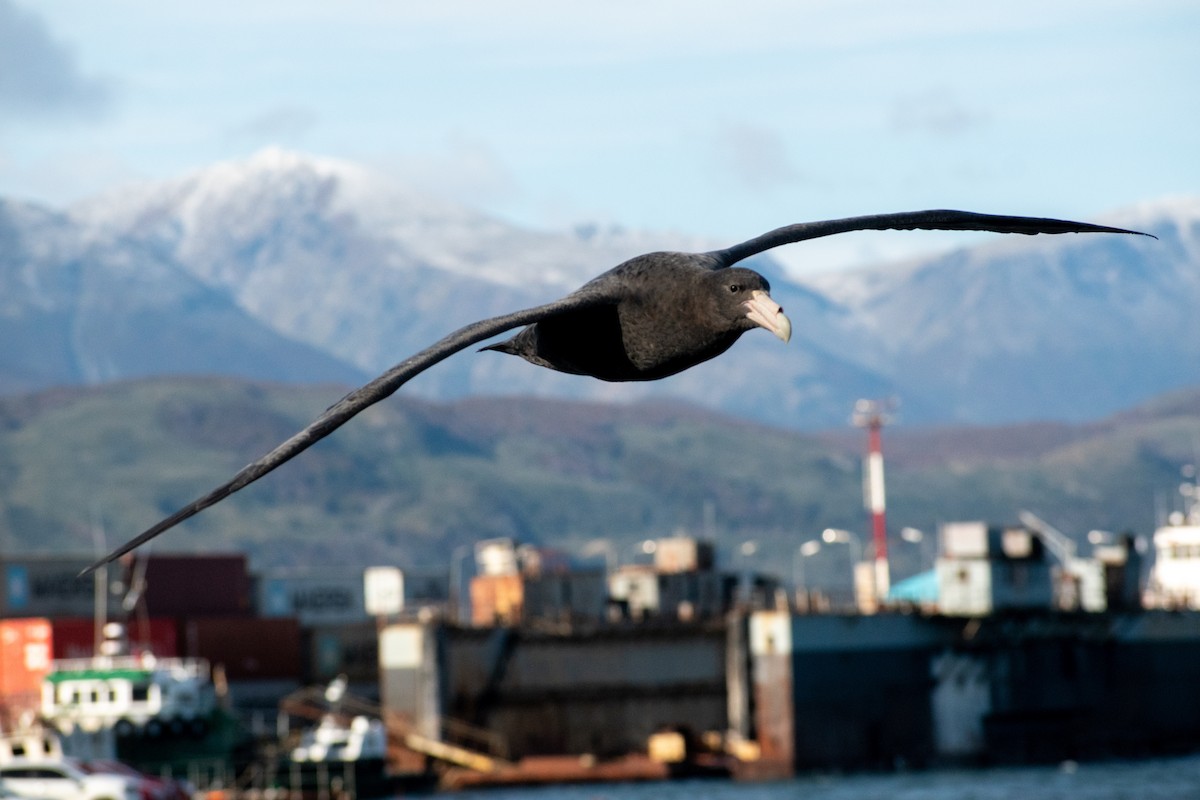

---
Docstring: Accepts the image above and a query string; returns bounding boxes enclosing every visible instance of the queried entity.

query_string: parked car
[0,781,33,799]
[0,759,141,800]
[80,761,193,800]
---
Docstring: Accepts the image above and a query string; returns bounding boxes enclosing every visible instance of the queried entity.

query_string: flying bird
[83,209,1150,573]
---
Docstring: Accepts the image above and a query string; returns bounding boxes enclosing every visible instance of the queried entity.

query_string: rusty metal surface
[0,617,52,724]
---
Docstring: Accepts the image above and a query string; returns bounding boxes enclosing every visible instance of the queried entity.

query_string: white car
[0,782,31,799]
[0,760,141,800]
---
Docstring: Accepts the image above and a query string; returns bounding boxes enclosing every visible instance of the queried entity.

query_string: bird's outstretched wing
[83,208,1151,574]
[81,291,613,574]
[707,209,1154,268]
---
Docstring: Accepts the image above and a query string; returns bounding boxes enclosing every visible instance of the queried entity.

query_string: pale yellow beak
[743,289,792,343]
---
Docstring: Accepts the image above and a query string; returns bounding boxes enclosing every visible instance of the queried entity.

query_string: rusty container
[0,618,53,725]
[179,616,301,680]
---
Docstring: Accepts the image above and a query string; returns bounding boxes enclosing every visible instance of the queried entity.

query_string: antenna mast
[854,398,895,602]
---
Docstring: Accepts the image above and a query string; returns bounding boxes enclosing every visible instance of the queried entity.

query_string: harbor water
[448,754,1200,800]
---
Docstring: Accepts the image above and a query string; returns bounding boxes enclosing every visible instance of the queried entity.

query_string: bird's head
[706,267,792,343]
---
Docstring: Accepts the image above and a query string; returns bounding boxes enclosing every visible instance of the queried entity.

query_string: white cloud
[372,137,518,209]
[0,0,112,121]
[225,106,321,144]
[713,123,804,193]
[890,89,988,137]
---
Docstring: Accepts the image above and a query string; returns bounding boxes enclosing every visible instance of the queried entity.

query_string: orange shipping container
[469,574,523,626]
[0,618,52,724]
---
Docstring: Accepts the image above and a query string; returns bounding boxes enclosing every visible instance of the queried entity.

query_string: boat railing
[50,655,211,679]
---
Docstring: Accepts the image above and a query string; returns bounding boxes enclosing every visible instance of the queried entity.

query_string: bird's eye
[728,283,742,293]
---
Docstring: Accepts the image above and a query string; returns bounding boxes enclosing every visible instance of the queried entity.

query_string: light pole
[736,539,759,606]
[822,527,863,563]
[793,539,822,611]
[822,528,866,610]
[449,543,471,625]
[582,538,617,575]
[639,538,658,562]
[901,526,933,572]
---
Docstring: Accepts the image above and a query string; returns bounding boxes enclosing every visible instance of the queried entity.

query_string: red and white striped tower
[854,398,893,601]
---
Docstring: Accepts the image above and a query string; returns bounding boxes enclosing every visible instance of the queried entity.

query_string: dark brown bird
[83,209,1150,573]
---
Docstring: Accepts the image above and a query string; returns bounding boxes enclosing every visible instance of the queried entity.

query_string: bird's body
[83,209,1151,573]
[484,256,780,381]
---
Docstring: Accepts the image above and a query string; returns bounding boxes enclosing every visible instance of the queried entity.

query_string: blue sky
[2,0,1197,271]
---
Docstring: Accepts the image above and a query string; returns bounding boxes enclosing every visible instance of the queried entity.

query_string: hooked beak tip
[745,290,792,344]
[774,313,793,344]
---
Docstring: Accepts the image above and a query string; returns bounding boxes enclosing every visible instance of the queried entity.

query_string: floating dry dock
[376,608,1200,784]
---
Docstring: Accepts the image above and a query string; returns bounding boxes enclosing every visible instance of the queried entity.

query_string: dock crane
[1018,510,1106,611]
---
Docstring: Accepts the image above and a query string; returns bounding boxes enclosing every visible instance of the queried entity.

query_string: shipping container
[1,558,122,619]
[303,621,379,684]
[469,574,523,626]
[0,618,52,725]
[937,557,1054,617]
[522,572,608,623]
[654,536,715,574]
[940,521,993,559]
[258,569,368,625]
[1000,527,1044,560]
[608,566,660,620]
[143,554,253,617]
[401,569,450,606]
[658,571,737,620]
[475,539,518,577]
[179,617,301,680]
[49,617,178,660]
[515,545,573,577]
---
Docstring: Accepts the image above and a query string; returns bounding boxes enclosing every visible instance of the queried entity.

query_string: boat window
[132,683,150,702]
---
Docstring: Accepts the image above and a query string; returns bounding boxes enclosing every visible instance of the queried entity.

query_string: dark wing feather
[81,291,613,574]
[708,209,1154,268]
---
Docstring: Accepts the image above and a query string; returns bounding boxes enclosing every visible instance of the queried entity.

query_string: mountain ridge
[2,149,1195,429]
[2,376,1196,582]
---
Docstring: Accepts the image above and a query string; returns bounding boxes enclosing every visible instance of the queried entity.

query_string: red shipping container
[50,617,178,660]
[142,554,253,617]
[0,618,52,724]
[180,617,301,680]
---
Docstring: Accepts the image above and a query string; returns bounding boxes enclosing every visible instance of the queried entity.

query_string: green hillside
[2,377,1197,586]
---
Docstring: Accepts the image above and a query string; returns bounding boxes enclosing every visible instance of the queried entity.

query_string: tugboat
[277,676,427,798]
[286,714,391,797]
[44,654,217,739]
[40,653,245,776]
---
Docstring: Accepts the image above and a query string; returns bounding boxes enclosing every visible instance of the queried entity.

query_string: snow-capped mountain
[0,195,365,393]
[67,148,723,379]
[3,149,1196,428]
[801,198,1198,421]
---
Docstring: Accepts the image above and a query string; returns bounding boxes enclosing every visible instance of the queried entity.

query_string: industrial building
[4,512,1200,788]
